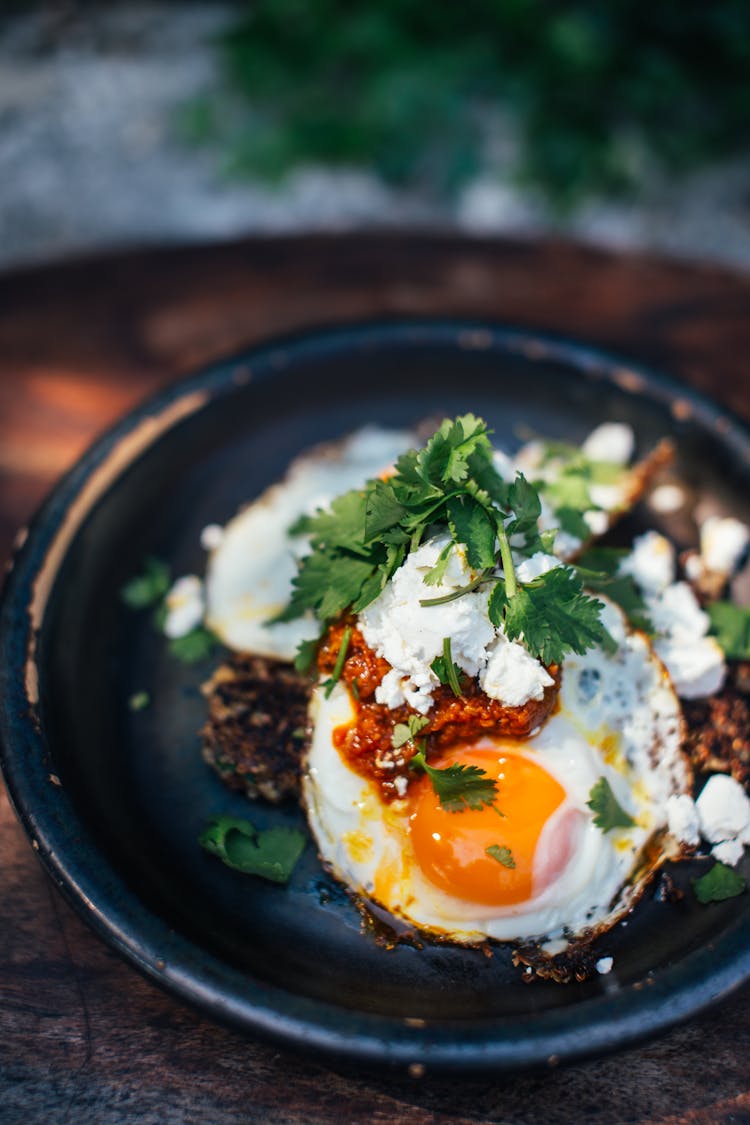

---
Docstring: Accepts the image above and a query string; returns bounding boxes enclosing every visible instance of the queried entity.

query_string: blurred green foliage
[183,0,750,208]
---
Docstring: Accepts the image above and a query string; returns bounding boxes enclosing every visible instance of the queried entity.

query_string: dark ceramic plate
[3,320,750,1075]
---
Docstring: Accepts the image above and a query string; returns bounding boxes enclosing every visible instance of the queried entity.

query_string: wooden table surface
[2,234,750,1125]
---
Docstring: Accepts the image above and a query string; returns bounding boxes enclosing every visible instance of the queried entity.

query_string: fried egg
[204,427,415,659]
[303,600,690,943]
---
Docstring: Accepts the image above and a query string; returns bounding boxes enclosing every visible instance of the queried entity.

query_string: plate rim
[3,316,750,1074]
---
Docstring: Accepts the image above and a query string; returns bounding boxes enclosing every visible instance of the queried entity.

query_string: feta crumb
[374,668,408,710]
[163,575,205,638]
[480,634,554,707]
[200,523,225,551]
[700,516,750,577]
[649,483,686,514]
[595,956,614,975]
[696,774,750,845]
[583,509,609,536]
[620,531,675,594]
[666,793,700,847]
[393,775,408,798]
[712,838,744,866]
[360,534,495,712]
[653,635,726,699]
[582,423,635,465]
[647,581,709,640]
[515,552,560,584]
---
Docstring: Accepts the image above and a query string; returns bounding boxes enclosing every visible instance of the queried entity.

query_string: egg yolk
[409,742,567,906]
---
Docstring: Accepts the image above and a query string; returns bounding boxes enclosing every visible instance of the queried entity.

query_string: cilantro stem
[323,626,352,699]
[419,570,492,607]
[496,517,517,598]
[442,636,463,697]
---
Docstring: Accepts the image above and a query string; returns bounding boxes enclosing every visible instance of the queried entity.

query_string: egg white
[303,600,690,944]
[204,427,415,659]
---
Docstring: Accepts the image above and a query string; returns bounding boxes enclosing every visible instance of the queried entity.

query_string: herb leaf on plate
[199,815,306,884]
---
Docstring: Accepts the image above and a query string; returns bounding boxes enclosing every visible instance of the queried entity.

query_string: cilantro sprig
[707,601,750,660]
[410,749,499,813]
[533,441,628,542]
[486,844,515,868]
[277,415,610,670]
[199,815,306,884]
[692,861,747,904]
[587,776,636,832]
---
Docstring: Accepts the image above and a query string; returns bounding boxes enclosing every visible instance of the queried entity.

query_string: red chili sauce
[317,620,561,802]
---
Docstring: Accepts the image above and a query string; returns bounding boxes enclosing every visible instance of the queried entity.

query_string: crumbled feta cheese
[163,575,204,638]
[712,838,745,866]
[583,509,609,536]
[200,523,225,551]
[696,774,750,846]
[582,423,635,465]
[588,483,625,510]
[515,552,560,584]
[374,668,408,710]
[653,635,726,700]
[649,483,686,514]
[359,535,495,712]
[666,793,700,847]
[480,634,554,707]
[595,956,614,975]
[620,531,675,595]
[647,581,709,639]
[393,775,408,797]
[700,516,750,577]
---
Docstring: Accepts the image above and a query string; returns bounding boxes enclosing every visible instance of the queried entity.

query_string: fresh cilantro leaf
[411,750,498,813]
[364,478,407,542]
[168,625,217,663]
[588,460,626,485]
[504,473,542,540]
[431,637,463,696]
[423,542,454,587]
[199,815,306,884]
[692,861,747,904]
[291,489,368,552]
[543,471,592,514]
[503,567,608,665]
[294,636,320,674]
[587,777,635,831]
[322,626,352,698]
[708,601,750,660]
[128,691,150,712]
[487,579,509,628]
[419,414,492,487]
[121,557,171,609]
[392,714,430,750]
[486,844,515,868]
[274,549,375,623]
[446,494,497,569]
